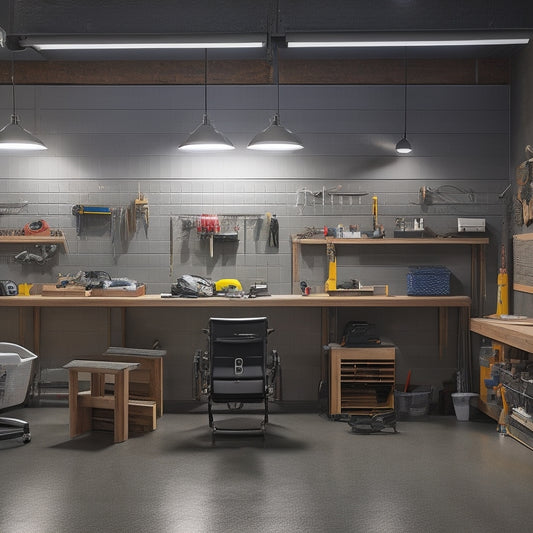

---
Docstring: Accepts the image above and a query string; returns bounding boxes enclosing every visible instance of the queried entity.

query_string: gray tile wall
[0,83,510,402]
[0,84,508,302]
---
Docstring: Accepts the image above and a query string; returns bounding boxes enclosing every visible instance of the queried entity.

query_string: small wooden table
[64,359,139,443]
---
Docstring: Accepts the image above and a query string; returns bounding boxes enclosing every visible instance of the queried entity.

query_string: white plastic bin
[0,342,38,408]
[451,392,478,421]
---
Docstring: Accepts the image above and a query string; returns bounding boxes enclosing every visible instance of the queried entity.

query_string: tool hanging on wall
[372,196,378,230]
[72,204,111,236]
[267,213,279,247]
[169,216,174,277]
[516,145,533,226]
[133,187,149,236]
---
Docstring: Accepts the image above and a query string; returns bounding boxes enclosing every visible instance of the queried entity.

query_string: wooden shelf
[292,236,489,245]
[0,235,68,252]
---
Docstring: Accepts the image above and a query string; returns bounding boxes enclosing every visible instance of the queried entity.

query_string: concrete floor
[1,407,532,533]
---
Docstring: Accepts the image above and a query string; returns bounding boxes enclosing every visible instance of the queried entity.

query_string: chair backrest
[208,317,268,401]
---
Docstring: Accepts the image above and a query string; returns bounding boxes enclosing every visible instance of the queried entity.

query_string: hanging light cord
[274,43,280,117]
[10,56,17,118]
[203,48,208,118]
[402,54,408,138]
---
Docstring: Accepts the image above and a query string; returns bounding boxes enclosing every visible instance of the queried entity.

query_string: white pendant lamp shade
[178,49,234,152]
[0,57,47,151]
[178,114,234,151]
[247,113,303,151]
[0,114,47,151]
[395,136,412,154]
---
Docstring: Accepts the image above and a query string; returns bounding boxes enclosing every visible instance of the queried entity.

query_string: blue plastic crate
[407,266,451,296]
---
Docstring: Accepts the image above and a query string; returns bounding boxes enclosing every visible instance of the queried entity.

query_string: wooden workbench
[470,317,533,354]
[0,293,470,308]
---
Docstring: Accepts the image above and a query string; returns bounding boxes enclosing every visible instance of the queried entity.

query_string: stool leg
[114,369,130,443]
[69,369,91,438]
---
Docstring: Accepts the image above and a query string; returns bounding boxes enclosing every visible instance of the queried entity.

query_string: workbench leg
[114,370,129,443]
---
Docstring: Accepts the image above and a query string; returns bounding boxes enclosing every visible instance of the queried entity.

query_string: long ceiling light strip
[288,38,530,48]
[286,31,530,48]
[19,34,266,51]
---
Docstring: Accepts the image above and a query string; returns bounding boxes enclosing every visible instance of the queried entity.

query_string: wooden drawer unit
[329,345,396,416]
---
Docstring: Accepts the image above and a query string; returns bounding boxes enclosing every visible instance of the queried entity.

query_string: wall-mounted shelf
[292,237,489,246]
[291,235,488,315]
[0,234,69,252]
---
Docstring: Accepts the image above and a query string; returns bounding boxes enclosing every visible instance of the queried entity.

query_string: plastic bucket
[451,392,478,421]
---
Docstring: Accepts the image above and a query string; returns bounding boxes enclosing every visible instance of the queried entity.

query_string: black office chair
[0,342,38,444]
[193,317,280,436]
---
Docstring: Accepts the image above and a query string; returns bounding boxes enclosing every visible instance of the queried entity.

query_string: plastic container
[395,388,432,419]
[451,392,478,421]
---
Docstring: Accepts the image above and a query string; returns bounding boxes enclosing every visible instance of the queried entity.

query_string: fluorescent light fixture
[19,34,265,51]
[286,31,530,48]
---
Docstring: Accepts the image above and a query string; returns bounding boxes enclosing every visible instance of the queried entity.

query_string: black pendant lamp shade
[396,54,411,155]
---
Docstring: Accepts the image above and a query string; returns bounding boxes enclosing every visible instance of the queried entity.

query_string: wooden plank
[0,57,509,86]
[0,60,272,85]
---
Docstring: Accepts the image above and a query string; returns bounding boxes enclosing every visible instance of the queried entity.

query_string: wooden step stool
[103,347,165,416]
[64,360,156,443]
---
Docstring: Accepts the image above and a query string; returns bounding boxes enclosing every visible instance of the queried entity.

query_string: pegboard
[513,233,533,293]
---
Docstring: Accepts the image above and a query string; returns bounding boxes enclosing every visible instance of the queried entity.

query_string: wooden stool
[64,360,140,443]
[103,347,165,416]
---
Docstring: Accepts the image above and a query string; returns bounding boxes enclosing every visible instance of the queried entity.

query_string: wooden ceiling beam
[0,58,509,85]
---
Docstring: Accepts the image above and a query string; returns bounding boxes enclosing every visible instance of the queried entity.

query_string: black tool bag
[341,321,380,346]
[171,274,214,298]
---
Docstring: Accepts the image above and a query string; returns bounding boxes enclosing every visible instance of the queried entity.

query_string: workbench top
[470,317,533,353]
[0,294,471,308]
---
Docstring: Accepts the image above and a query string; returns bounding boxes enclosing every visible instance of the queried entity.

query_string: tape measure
[23,219,51,236]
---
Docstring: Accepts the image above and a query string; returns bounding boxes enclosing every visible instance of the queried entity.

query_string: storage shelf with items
[329,344,395,416]
[498,365,533,450]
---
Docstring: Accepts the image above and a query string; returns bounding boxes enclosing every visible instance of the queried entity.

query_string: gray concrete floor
[1,407,532,533]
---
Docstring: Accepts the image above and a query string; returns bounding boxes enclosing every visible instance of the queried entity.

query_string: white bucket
[451,392,478,421]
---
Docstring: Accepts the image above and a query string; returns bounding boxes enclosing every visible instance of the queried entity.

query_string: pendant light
[395,53,412,155]
[0,57,47,151]
[247,43,303,151]
[178,49,234,152]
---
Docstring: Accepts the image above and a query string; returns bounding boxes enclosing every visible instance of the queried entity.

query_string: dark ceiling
[1,0,533,62]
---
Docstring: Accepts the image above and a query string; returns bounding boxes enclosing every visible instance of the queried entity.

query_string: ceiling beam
[0,58,509,85]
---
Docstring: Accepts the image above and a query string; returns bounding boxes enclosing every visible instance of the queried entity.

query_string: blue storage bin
[407,266,451,296]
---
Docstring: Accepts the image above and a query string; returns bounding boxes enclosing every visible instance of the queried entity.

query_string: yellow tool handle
[372,196,378,229]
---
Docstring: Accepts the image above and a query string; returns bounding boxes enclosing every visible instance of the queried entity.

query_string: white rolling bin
[0,342,38,443]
